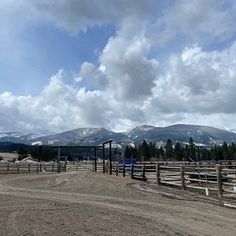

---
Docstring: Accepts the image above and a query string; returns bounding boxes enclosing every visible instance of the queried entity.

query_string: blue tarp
[118,159,137,164]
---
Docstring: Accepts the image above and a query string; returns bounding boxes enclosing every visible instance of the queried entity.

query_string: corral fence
[0,161,94,174]
[1,159,235,198]
[95,160,236,198]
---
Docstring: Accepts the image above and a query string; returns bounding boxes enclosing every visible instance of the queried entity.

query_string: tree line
[17,145,57,161]
[14,138,236,162]
[123,138,236,161]
[16,146,94,162]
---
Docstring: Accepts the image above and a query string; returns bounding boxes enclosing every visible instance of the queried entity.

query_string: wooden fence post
[109,141,112,175]
[142,163,145,181]
[52,163,55,172]
[76,160,79,171]
[216,164,223,197]
[94,147,97,172]
[156,163,160,185]
[116,163,118,176]
[131,164,134,179]
[123,163,126,177]
[57,146,61,173]
[102,144,105,174]
[64,157,67,172]
[39,163,42,172]
[28,163,31,173]
[17,165,19,174]
[106,162,109,173]
[7,163,10,172]
[180,165,185,190]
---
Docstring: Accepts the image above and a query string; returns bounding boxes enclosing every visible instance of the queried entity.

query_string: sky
[1,0,236,133]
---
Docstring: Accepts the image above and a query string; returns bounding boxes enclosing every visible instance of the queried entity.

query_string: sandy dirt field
[0,170,235,236]
[0,152,18,160]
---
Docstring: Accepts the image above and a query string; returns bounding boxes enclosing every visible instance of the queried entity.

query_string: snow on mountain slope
[31,128,130,146]
[0,130,55,144]
[1,124,236,146]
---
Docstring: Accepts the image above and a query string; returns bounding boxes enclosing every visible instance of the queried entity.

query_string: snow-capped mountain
[1,124,236,146]
[0,130,54,144]
[0,132,24,143]
[230,129,236,134]
[30,128,130,146]
[128,124,236,146]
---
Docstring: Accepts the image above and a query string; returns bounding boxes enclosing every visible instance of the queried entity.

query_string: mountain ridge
[1,124,236,147]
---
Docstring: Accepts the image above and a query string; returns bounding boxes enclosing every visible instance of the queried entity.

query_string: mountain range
[1,124,236,147]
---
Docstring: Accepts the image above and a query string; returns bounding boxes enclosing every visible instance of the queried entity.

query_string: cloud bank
[1,0,236,133]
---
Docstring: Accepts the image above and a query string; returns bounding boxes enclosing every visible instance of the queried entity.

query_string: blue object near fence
[118,159,137,165]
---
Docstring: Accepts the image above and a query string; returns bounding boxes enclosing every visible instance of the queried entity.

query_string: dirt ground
[0,171,235,236]
[0,152,18,161]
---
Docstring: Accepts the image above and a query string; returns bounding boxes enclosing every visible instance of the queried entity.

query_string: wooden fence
[95,161,236,198]
[0,162,66,174]
[0,161,94,174]
[66,161,94,171]
[1,160,235,198]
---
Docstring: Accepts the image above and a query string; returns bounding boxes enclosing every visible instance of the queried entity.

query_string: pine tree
[124,145,132,159]
[222,141,228,160]
[149,142,156,159]
[165,139,173,160]
[174,142,183,161]
[188,137,196,161]
[157,146,164,160]
[141,140,150,161]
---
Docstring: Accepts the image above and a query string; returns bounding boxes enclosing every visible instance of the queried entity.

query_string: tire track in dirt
[0,180,183,235]
[0,171,235,236]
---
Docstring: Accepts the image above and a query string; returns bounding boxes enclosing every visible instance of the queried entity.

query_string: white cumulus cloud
[1,0,236,133]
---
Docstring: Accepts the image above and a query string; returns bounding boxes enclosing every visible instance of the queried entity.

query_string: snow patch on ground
[135,184,236,208]
[32,141,42,146]
[134,184,184,200]
[48,140,59,145]
[223,202,236,209]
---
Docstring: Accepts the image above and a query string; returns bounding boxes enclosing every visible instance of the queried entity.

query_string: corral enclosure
[1,158,236,199]
[0,145,236,235]
[0,162,235,236]
[97,160,236,199]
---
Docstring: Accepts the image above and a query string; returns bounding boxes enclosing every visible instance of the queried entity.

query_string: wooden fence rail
[1,160,235,198]
[94,161,236,198]
[0,162,67,174]
[0,161,95,174]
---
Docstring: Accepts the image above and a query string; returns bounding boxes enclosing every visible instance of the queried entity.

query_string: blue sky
[0,15,115,95]
[1,0,236,133]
